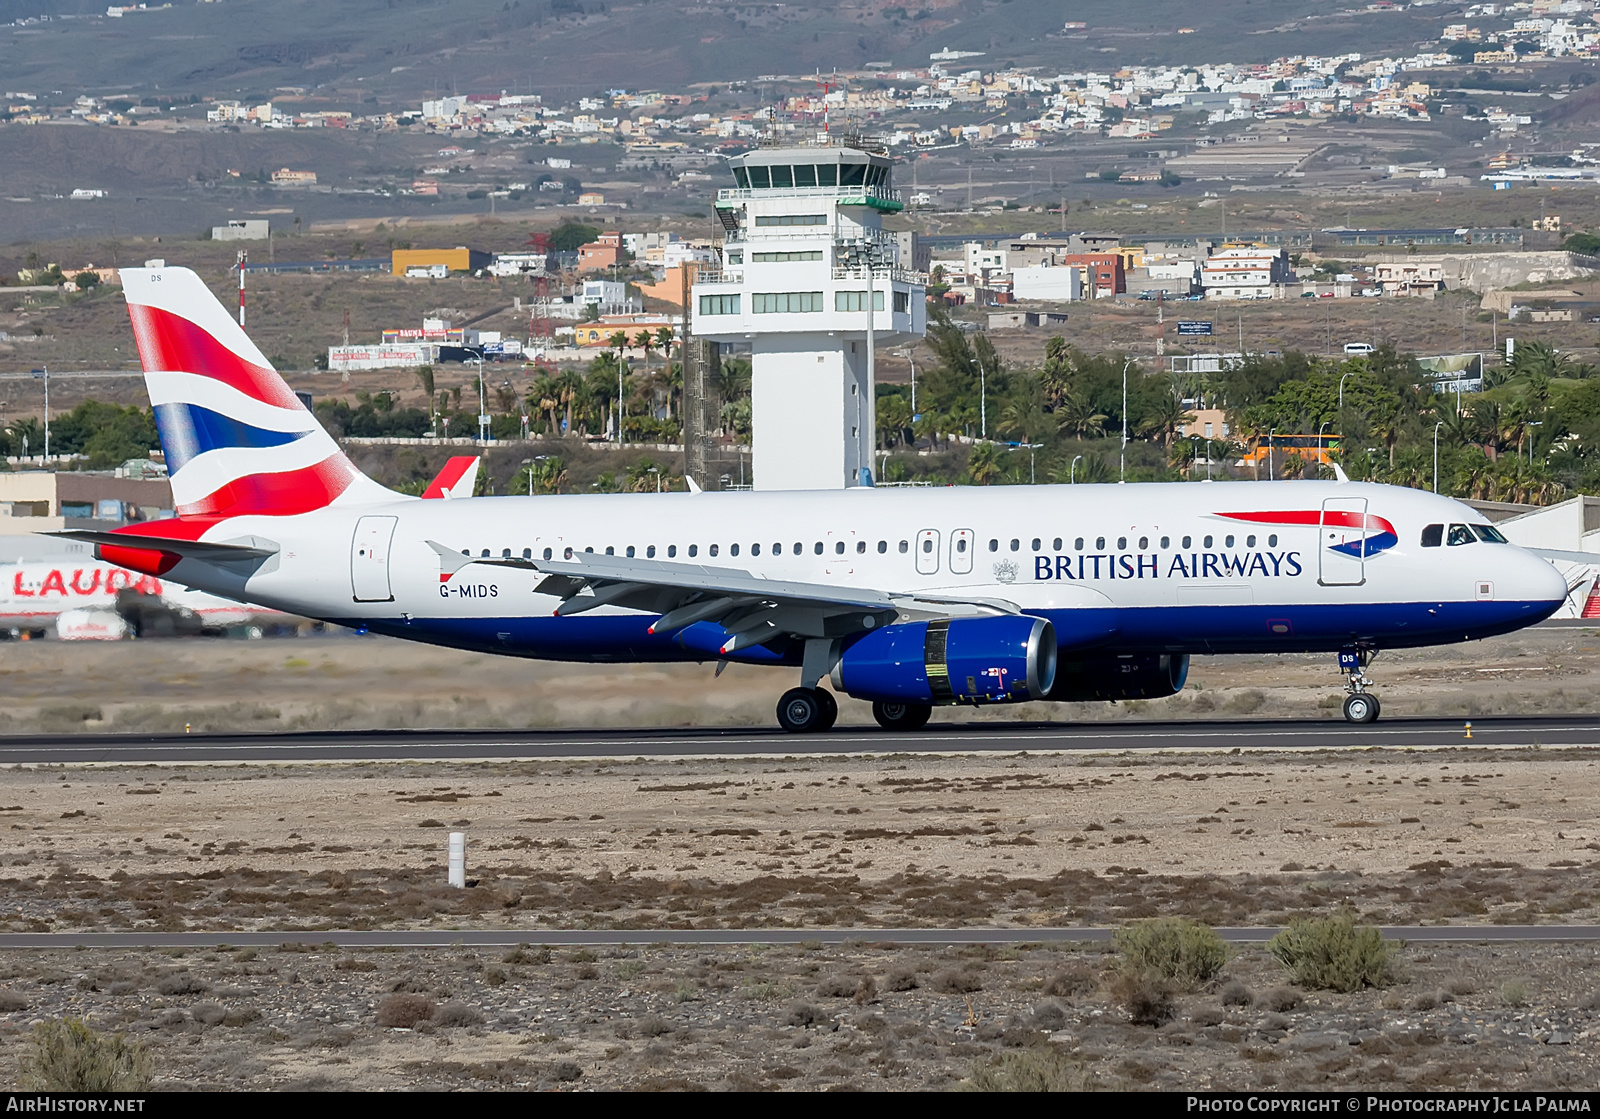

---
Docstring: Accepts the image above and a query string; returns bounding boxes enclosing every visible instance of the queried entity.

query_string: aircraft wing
[426,542,1014,651]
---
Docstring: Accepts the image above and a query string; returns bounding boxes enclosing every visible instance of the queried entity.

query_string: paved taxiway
[0,715,1594,765]
[0,926,1595,950]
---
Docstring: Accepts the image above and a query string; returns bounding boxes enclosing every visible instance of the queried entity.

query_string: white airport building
[691,141,926,490]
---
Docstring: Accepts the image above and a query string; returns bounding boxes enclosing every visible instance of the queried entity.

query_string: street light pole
[472,354,488,444]
[1318,420,1330,478]
[1070,454,1082,484]
[1338,370,1352,417]
[1268,426,1276,482]
[1120,356,1132,483]
[975,354,987,440]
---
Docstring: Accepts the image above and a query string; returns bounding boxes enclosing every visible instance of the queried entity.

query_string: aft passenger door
[351,515,399,602]
[915,529,941,576]
[1318,497,1367,587]
[948,528,974,575]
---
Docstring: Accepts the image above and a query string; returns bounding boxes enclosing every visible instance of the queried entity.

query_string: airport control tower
[691,140,926,490]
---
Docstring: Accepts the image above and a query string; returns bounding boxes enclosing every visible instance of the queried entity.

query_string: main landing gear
[1338,648,1381,724]
[776,687,838,734]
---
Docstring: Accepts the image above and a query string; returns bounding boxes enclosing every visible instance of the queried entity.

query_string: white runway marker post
[448,832,466,889]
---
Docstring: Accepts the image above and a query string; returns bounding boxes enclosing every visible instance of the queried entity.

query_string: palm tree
[527,373,560,435]
[1054,391,1108,438]
[528,456,568,495]
[996,377,1053,446]
[415,365,436,414]
[966,441,1005,485]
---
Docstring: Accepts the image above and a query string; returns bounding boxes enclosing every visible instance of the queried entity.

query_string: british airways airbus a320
[62,265,1568,733]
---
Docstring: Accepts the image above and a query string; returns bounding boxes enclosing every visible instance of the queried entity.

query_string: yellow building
[390,247,490,275]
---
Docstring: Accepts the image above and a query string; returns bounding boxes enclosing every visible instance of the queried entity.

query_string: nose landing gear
[1338,648,1380,724]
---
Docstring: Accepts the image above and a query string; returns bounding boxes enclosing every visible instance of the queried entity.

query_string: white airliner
[61,265,1568,731]
[0,558,264,637]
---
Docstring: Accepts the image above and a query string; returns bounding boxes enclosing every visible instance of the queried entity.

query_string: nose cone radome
[1522,551,1570,617]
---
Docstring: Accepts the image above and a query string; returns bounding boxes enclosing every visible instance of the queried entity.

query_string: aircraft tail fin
[122,264,393,519]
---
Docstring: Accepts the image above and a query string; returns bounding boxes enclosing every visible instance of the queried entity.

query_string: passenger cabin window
[1268,534,1278,547]
[794,543,803,555]
[1246,535,1256,548]
[1182,536,1192,549]
[835,541,845,555]
[605,546,615,555]
[522,548,532,559]
[1421,524,1444,548]
[1095,537,1105,550]
[1075,538,1084,551]
[626,546,635,558]
[899,541,909,553]
[1224,535,1235,548]
[988,539,998,552]
[1031,538,1042,552]
[1117,537,1127,551]
[1447,524,1476,546]
[564,547,574,559]
[814,542,824,555]
[1159,537,1169,549]
[710,544,720,556]
[688,545,698,557]
[878,541,888,554]
[1053,537,1062,550]
[543,547,553,560]
[921,538,933,553]
[1010,539,1020,552]
[856,541,866,554]
[1203,536,1213,548]
[751,543,760,556]
[1138,536,1149,550]
[647,545,656,558]
[668,545,677,558]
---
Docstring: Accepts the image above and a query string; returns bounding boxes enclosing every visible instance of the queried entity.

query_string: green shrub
[1269,914,1398,992]
[1114,918,1228,991]
[21,1019,152,1091]
[957,1047,1093,1092]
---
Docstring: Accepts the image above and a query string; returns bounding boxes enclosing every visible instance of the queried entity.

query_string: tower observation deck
[691,141,927,490]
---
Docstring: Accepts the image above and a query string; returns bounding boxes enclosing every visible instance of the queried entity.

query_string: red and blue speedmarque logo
[1218,510,1399,559]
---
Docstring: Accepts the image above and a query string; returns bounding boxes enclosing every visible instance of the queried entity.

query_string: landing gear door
[948,528,974,575]
[1318,497,1367,587]
[351,515,399,602]
[915,529,941,576]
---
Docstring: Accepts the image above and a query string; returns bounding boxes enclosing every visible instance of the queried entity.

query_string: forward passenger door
[1318,497,1367,587]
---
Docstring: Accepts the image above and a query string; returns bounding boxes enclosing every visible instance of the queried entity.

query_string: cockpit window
[1446,523,1476,546]
[1472,524,1508,543]
[1420,523,1444,548]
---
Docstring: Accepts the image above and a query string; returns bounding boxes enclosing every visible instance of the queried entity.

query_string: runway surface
[0,926,1595,950]
[0,714,1596,765]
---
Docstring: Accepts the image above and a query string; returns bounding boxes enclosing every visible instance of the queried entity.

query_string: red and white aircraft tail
[122,266,395,521]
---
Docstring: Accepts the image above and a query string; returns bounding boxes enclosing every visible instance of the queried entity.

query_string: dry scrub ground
[1,625,1598,734]
[0,939,1597,1091]
[0,748,1598,1089]
[0,627,1598,1089]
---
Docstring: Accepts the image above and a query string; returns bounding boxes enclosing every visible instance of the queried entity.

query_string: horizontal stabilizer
[48,529,279,561]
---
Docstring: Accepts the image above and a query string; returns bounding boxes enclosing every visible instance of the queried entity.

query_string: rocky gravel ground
[1,939,1596,1091]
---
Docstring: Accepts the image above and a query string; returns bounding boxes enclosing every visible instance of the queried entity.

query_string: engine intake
[1047,654,1190,702]
[834,616,1057,705]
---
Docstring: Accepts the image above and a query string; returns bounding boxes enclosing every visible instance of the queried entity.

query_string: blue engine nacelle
[833,616,1057,705]
[1046,654,1190,702]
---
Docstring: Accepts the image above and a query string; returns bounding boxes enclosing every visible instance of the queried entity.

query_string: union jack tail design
[122,266,392,519]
